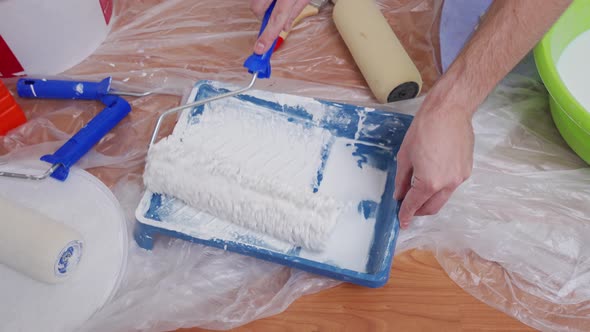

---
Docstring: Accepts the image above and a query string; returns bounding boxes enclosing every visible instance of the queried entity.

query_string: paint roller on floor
[268,0,423,103]
[0,196,83,283]
[142,0,342,251]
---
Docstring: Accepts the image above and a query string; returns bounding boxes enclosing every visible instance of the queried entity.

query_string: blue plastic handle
[17,77,112,100]
[243,0,278,79]
[40,95,131,181]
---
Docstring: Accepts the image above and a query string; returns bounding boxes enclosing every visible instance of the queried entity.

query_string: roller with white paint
[0,196,83,284]
[144,101,341,251]
[332,0,423,103]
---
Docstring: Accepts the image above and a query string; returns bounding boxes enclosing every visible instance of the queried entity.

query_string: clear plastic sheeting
[398,63,590,331]
[0,1,589,331]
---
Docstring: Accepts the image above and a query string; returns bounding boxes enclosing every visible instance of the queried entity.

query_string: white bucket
[0,0,113,78]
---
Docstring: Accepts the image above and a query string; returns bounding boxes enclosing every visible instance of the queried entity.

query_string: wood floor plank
[177,250,535,332]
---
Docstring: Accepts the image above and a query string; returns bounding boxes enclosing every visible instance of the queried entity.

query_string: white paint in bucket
[557,30,590,114]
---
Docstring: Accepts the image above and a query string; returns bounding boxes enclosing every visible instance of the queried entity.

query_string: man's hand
[394,84,475,229]
[392,0,571,228]
[250,0,311,54]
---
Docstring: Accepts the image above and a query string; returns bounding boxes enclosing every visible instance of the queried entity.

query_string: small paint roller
[331,0,423,103]
[0,196,83,284]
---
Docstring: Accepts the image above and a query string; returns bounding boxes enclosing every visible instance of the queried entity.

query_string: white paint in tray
[137,81,397,273]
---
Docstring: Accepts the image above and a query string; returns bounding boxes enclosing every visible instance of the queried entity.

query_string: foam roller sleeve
[332,0,423,103]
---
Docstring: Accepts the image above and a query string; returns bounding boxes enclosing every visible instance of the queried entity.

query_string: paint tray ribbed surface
[135,80,412,288]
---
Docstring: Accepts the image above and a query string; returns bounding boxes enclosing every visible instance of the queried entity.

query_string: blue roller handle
[41,95,131,181]
[17,77,112,100]
[243,0,278,79]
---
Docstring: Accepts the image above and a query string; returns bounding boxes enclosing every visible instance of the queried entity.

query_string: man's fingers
[284,0,312,31]
[254,0,294,54]
[398,183,432,229]
[415,189,452,216]
[393,144,412,201]
[393,157,412,201]
[250,0,274,19]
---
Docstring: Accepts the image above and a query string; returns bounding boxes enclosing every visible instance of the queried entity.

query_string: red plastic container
[0,80,26,135]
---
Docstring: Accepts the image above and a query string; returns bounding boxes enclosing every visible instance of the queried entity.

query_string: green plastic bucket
[534,0,590,165]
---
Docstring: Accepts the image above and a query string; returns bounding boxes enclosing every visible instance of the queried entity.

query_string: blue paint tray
[134,80,413,288]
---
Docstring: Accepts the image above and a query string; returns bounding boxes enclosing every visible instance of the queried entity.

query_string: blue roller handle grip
[243,0,278,78]
[41,95,131,181]
[17,77,112,100]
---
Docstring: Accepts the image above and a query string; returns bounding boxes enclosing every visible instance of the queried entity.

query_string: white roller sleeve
[0,196,83,284]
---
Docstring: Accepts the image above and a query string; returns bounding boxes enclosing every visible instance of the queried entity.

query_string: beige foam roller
[0,196,83,284]
[332,0,423,103]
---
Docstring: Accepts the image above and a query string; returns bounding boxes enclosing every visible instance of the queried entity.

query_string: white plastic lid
[0,162,127,332]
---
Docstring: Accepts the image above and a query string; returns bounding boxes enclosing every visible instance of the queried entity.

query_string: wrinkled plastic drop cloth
[1,1,589,332]
[398,70,590,332]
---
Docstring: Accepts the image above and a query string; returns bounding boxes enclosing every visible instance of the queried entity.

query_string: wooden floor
[179,250,535,332]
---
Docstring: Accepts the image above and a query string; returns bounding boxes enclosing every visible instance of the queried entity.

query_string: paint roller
[0,196,83,284]
[275,0,423,103]
[332,0,423,103]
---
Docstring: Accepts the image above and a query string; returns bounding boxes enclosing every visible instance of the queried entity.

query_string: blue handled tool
[0,79,132,181]
[17,77,153,100]
[148,0,278,146]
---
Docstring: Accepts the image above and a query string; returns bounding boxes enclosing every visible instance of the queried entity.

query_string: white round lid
[0,162,127,332]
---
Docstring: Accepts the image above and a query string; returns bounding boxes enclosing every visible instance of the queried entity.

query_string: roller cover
[0,196,83,284]
[332,0,423,103]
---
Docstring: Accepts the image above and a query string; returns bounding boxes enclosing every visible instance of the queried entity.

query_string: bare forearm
[430,0,571,115]
[394,0,572,226]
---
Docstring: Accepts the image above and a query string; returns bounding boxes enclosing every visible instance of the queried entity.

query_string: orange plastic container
[0,80,26,135]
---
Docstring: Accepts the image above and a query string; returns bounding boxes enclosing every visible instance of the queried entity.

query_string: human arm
[393,0,572,228]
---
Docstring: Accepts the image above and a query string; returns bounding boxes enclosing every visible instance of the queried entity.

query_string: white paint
[137,191,296,253]
[208,80,329,122]
[0,163,127,332]
[355,110,367,140]
[144,97,341,251]
[557,30,590,113]
[298,140,387,271]
[75,83,84,95]
[319,140,386,202]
